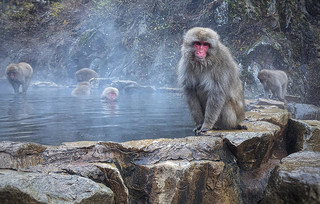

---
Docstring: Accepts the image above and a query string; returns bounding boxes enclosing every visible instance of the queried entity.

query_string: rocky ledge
[0,99,319,204]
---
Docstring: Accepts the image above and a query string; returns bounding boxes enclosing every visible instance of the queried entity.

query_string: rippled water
[0,86,194,145]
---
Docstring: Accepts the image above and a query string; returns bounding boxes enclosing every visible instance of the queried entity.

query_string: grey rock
[223,121,281,170]
[110,80,138,90]
[62,163,129,204]
[0,170,114,204]
[124,85,156,93]
[286,119,320,154]
[32,81,59,88]
[293,103,320,120]
[262,151,320,204]
[89,77,113,89]
[0,99,319,204]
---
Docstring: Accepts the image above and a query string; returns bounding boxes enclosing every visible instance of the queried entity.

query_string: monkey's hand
[193,124,202,132]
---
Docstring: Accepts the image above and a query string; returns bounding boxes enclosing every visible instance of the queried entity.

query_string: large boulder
[245,98,286,110]
[62,163,129,204]
[286,119,320,154]
[209,106,290,171]
[0,137,242,204]
[262,151,320,204]
[296,103,320,120]
[0,170,114,204]
[125,160,241,204]
[289,103,320,120]
[223,122,281,170]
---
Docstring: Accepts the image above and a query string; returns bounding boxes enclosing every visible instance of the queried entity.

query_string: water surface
[0,87,194,145]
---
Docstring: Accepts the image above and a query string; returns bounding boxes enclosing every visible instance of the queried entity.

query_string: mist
[1,0,319,105]
[0,0,185,89]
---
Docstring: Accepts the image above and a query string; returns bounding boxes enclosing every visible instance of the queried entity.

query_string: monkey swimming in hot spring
[177,27,246,135]
[101,87,119,102]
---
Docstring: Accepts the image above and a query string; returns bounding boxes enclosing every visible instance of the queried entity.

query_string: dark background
[0,0,319,105]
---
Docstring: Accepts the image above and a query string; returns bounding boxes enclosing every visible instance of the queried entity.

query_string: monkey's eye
[203,42,210,47]
[194,41,201,46]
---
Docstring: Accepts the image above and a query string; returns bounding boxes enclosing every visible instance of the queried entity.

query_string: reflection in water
[7,95,34,120]
[101,101,119,117]
[2,94,39,140]
[0,87,194,145]
[8,94,32,120]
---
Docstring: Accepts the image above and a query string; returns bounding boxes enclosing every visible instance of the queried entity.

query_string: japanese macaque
[101,87,119,102]
[75,68,99,82]
[257,69,288,101]
[72,81,91,97]
[6,62,33,94]
[177,27,246,135]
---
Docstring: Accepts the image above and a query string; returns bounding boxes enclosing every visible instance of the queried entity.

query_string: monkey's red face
[193,41,210,60]
[108,92,117,100]
[8,72,15,79]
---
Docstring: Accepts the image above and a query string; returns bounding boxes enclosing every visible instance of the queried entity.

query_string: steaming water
[0,86,194,145]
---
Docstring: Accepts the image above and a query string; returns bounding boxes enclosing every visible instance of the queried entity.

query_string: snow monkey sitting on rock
[177,27,246,135]
[75,68,99,82]
[6,62,33,94]
[257,69,288,101]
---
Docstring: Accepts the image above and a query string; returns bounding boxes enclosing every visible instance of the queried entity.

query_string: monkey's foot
[195,130,206,136]
[237,125,248,130]
[193,125,202,132]
[194,127,211,136]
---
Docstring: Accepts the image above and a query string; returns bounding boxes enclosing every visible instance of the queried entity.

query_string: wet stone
[286,119,320,154]
[262,151,320,204]
[0,169,114,204]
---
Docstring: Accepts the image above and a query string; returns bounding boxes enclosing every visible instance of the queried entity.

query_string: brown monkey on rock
[6,62,33,94]
[75,68,99,82]
[257,69,288,101]
[177,27,246,135]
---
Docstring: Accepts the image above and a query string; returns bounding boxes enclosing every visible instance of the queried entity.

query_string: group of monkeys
[5,27,288,135]
[5,64,119,102]
[71,68,119,101]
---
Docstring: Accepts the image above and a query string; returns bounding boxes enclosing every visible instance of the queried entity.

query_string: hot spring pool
[0,86,194,145]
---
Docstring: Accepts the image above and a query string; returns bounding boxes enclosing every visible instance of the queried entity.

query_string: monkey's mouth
[195,56,206,61]
[195,52,207,60]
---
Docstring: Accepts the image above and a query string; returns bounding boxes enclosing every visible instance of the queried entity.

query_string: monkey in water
[6,62,33,94]
[257,69,288,101]
[72,81,91,97]
[101,87,119,102]
[75,68,99,82]
[177,27,246,135]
